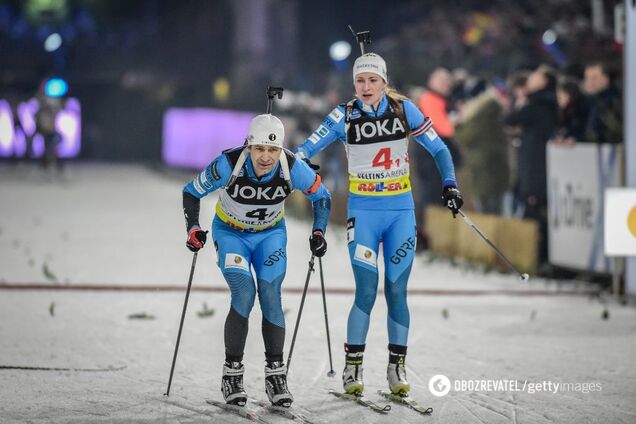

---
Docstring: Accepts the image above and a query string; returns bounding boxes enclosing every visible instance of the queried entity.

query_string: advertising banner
[162,108,256,169]
[547,143,622,272]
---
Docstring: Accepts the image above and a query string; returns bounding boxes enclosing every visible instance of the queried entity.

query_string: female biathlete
[296,52,463,397]
[182,113,331,407]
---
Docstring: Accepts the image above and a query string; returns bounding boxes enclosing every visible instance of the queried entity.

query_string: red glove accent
[186,227,207,252]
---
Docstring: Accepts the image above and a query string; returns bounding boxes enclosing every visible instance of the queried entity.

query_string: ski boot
[221,360,247,406]
[387,344,410,396]
[342,344,365,395]
[264,361,293,407]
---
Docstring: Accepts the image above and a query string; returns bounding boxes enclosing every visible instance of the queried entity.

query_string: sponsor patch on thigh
[224,253,249,271]
[354,243,377,267]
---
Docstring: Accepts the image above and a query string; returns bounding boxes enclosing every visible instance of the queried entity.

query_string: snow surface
[1,164,635,423]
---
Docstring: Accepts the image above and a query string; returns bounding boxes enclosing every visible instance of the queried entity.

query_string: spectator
[34,79,65,171]
[582,62,622,144]
[508,71,530,110]
[504,65,558,268]
[554,77,590,144]
[418,68,456,139]
[415,67,462,249]
[505,71,530,214]
[455,83,509,214]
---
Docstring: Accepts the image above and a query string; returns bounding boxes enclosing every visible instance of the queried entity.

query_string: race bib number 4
[371,147,409,170]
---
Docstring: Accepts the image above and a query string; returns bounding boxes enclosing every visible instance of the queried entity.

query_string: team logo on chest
[351,117,405,143]
[229,184,288,201]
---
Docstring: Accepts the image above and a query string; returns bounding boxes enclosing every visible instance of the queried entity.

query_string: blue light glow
[45,78,68,97]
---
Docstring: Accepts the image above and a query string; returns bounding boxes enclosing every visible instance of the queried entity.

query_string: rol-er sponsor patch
[309,133,320,143]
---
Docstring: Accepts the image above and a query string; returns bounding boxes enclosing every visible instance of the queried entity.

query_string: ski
[254,399,315,424]
[206,399,272,424]
[164,399,216,418]
[165,399,271,423]
[328,389,391,413]
[377,390,433,415]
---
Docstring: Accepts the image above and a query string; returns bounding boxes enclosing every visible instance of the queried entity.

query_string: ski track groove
[307,356,329,389]
[163,399,224,422]
[470,392,555,424]
[454,397,490,424]
[509,393,518,424]
[437,399,451,423]
[546,391,636,423]
[168,405,208,423]
[461,393,512,421]
[167,398,282,424]
[404,362,434,404]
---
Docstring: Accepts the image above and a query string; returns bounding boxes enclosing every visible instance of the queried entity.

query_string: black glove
[186,227,207,252]
[309,230,327,257]
[442,186,463,218]
[303,158,320,171]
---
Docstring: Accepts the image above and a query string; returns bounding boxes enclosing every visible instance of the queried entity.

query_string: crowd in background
[0,0,625,271]
[280,59,623,271]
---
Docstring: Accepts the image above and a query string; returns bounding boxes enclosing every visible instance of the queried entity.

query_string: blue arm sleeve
[290,159,331,233]
[311,197,331,234]
[295,106,346,160]
[182,154,232,198]
[432,149,457,188]
[403,99,458,187]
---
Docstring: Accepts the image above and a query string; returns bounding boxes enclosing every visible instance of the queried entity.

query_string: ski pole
[164,251,199,396]
[266,86,283,114]
[348,25,371,55]
[318,257,336,377]
[286,255,315,374]
[457,210,529,281]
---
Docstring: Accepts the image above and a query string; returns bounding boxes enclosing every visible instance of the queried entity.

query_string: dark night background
[0,0,622,161]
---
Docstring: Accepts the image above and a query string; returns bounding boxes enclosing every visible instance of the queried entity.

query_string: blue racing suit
[183,147,331,361]
[296,94,457,347]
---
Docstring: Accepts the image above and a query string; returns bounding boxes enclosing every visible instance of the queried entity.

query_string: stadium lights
[542,29,557,45]
[329,41,352,61]
[44,33,63,52]
[45,78,68,97]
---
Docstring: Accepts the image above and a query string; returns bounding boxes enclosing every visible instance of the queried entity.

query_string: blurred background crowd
[0,0,627,277]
